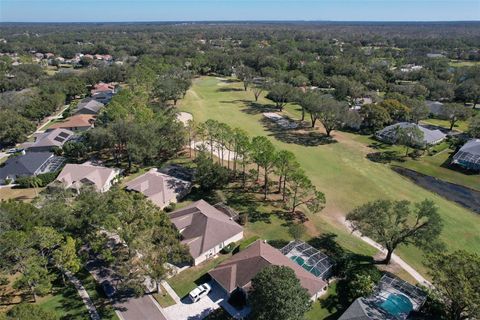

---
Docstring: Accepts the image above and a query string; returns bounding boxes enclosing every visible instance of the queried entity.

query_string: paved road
[115,294,167,320]
[86,259,168,320]
[342,217,432,287]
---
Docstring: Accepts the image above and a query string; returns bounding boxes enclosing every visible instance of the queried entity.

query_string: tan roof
[56,163,118,192]
[30,128,74,149]
[125,169,191,208]
[169,200,243,259]
[49,114,95,130]
[209,240,326,297]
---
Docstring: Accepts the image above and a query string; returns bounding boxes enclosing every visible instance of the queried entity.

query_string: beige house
[170,200,244,266]
[209,240,327,301]
[55,163,120,192]
[125,168,191,209]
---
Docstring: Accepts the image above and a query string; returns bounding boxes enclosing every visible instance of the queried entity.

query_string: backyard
[177,76,480,277]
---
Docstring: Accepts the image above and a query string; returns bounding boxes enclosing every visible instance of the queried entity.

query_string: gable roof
[209,240,326,297]
[30,128,74,149]
[0,152,53,180]
[48,114,95,130]
[169,200,243,260]
[75,99,104,114]
[55,163,118,191]
[125,169,191,208]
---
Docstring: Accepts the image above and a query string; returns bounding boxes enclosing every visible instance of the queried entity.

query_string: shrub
[164,202,176,213]
[15,171,59,188]
[4,178,12,185]
[221,242,236,254]
[268,239,290,249]
[288,223,306,240]
[238,213,248,225]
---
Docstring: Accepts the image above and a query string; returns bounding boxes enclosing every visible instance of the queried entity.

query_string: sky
[0,0,479,22]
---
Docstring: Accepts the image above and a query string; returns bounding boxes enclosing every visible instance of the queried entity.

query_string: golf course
[179,76,480,276]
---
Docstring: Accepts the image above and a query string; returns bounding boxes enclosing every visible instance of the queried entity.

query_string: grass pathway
[178,76,480,277]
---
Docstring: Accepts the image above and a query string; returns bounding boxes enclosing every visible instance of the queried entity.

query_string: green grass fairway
[420,118,470,132]
[178,76,480,277]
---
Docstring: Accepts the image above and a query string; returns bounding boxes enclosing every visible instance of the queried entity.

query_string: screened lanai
[280,240,334,280]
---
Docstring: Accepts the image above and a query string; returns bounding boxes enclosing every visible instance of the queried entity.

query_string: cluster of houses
[0,82,117,184]
[32,51,114,66]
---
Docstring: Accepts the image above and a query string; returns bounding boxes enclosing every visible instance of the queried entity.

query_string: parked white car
[188,283,212,303]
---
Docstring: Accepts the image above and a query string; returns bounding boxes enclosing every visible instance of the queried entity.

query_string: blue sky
[1,0,479,22]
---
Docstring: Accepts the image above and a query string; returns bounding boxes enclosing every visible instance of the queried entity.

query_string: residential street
[115,295,168,320]
[85,258,169,320]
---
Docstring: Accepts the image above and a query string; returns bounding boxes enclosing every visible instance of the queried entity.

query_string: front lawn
[153,284,176,308]
[167,254,232,299]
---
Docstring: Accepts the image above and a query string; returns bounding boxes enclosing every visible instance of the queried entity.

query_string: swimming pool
[289,256,322,276]
[379,293,413,317]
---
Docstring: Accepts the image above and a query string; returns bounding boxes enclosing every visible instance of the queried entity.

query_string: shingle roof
[425,100,444,116]
[125,169,191,208]
[55,163,118,192]
[75,99,104,114]
[0,152,53,180]
[338,298,371,320]
[30,128,74,149]
[169,200,243,260]
[376,122,446,145]
[48,114,95,130]
[209,240,326,297]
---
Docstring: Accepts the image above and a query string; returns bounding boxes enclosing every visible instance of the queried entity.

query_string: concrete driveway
[163,281,227,320]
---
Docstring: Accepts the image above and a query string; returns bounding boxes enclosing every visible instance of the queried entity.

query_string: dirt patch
[393,166,480,213]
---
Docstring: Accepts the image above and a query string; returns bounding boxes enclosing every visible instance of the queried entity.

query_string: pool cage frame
[280,240,334,280]
[374,274,428,310]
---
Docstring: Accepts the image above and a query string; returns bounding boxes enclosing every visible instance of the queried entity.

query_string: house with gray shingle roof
[169,200,244,265]
[376,122,446,147]
[75,98,104,115]
[28,128,75,152]
[425,100,444,116]
[0,152,64,184]
[452,139,480,171]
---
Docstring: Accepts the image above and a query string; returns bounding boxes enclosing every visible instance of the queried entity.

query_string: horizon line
[1,19,480,24]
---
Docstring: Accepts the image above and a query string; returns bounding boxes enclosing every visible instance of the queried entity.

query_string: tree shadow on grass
[367,151,405,164]
[55,279,91,320]
[217,87,244,92]
[259,118,337,147]
[241,102,278,115]
[223,188,271,224]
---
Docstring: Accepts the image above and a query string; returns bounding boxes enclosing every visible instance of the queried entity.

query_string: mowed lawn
[178,76,480,276]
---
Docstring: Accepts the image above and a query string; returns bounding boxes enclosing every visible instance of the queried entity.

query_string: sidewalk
[65,271,101,320]
[161,280,181,304]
